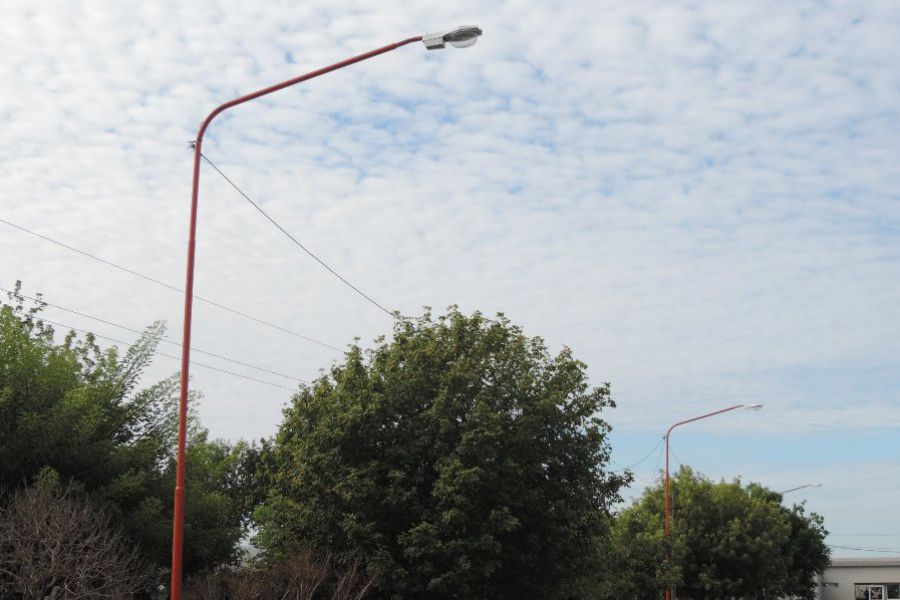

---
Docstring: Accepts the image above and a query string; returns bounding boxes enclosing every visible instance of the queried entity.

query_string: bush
[256,309,629,599]
[183,550,376,600]
[0,480,151,599]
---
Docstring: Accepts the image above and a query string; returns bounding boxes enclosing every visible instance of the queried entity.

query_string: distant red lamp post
[664,403,762,600]
[170,26,483,600]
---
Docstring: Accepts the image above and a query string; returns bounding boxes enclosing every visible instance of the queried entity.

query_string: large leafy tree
[607,467,829,600]
[0,282,248,574]
[256,309,630,600]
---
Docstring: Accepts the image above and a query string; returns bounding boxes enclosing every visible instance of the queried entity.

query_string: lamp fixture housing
[423,26,483,50]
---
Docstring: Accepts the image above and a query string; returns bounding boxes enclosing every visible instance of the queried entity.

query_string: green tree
[596,492,676,600]
[124,429,253,574]
[608,467,829,600]
[0,282,248,575]
[256,309,630,600]
[0,283,168,504]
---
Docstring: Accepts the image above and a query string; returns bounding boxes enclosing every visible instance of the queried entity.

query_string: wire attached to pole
[199,153,397,319]
[0,285,304,383]
[0,217,343,352]
[38,317,297,392]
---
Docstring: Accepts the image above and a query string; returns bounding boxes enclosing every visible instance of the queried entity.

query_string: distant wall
[817,560,900,600]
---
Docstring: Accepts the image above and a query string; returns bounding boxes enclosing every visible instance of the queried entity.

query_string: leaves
[606,467,830,600]
[0,283,250,577]
[256,309,629,600]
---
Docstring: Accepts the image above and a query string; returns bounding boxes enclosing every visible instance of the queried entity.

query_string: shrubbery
[1,285,830,599]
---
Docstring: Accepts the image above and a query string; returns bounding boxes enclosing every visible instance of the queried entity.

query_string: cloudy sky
[2,0,899,558]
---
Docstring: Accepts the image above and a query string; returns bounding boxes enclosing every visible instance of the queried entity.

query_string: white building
[816,558,900,600]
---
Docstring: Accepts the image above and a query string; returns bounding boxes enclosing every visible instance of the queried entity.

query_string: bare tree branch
[0,484,151,599]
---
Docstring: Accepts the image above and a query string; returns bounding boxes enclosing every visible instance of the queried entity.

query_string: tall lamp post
[664,403,763,600]
[170,26,483,600]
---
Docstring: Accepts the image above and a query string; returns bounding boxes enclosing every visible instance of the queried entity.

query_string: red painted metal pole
[170,35,422,600]
[665,430,670,600]
[663,404,745,600]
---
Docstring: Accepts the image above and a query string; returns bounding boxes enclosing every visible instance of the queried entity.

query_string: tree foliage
[0,282,249,576]
[256,309,630,600]
[607,467,829,600]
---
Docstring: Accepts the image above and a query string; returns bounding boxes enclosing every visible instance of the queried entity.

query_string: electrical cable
[651,439,665,481]
[830,534,900,537]
[199,153,397,319]
[829,545,900,554]
[0,285,302,382]
[0,217,342,352]
[612,435,666,473]
[669,443,685,470]
[37,317,297,392]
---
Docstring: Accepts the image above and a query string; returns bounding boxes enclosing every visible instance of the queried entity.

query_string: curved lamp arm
[662,403,762,600]
[172,35,423,600]
[171,26,483,598]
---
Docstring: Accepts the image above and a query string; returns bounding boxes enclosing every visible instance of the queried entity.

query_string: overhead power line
[0,285,302,383]
[830,534,900,537]
[612,435,666,473]
[652,439,665,479]
[38,316,297,392]
[829,545,900,554]
[0,217,342,352]
[200,153,397,319]
[668,443,685,470]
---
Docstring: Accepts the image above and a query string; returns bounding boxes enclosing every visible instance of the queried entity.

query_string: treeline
[0,283,828,599]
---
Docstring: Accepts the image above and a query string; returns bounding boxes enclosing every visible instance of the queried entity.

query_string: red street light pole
[663,403,762,600]
[170,26,483,600]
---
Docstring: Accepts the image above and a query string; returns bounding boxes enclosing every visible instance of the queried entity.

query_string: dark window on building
[858,585,883,600]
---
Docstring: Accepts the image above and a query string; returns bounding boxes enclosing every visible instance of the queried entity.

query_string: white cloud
[1,0,899,540]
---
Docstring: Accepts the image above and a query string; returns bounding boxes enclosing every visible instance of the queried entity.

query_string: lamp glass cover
[449,36,478,48]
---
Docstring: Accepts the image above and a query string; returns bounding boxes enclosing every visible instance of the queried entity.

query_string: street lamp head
[743,403,764,411]
[423,26,483,50]
[445,26,482,48]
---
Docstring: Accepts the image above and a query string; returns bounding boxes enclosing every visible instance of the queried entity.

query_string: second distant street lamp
[664,403,763,600]
[780,483,822,495]
[170,26,483,600]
